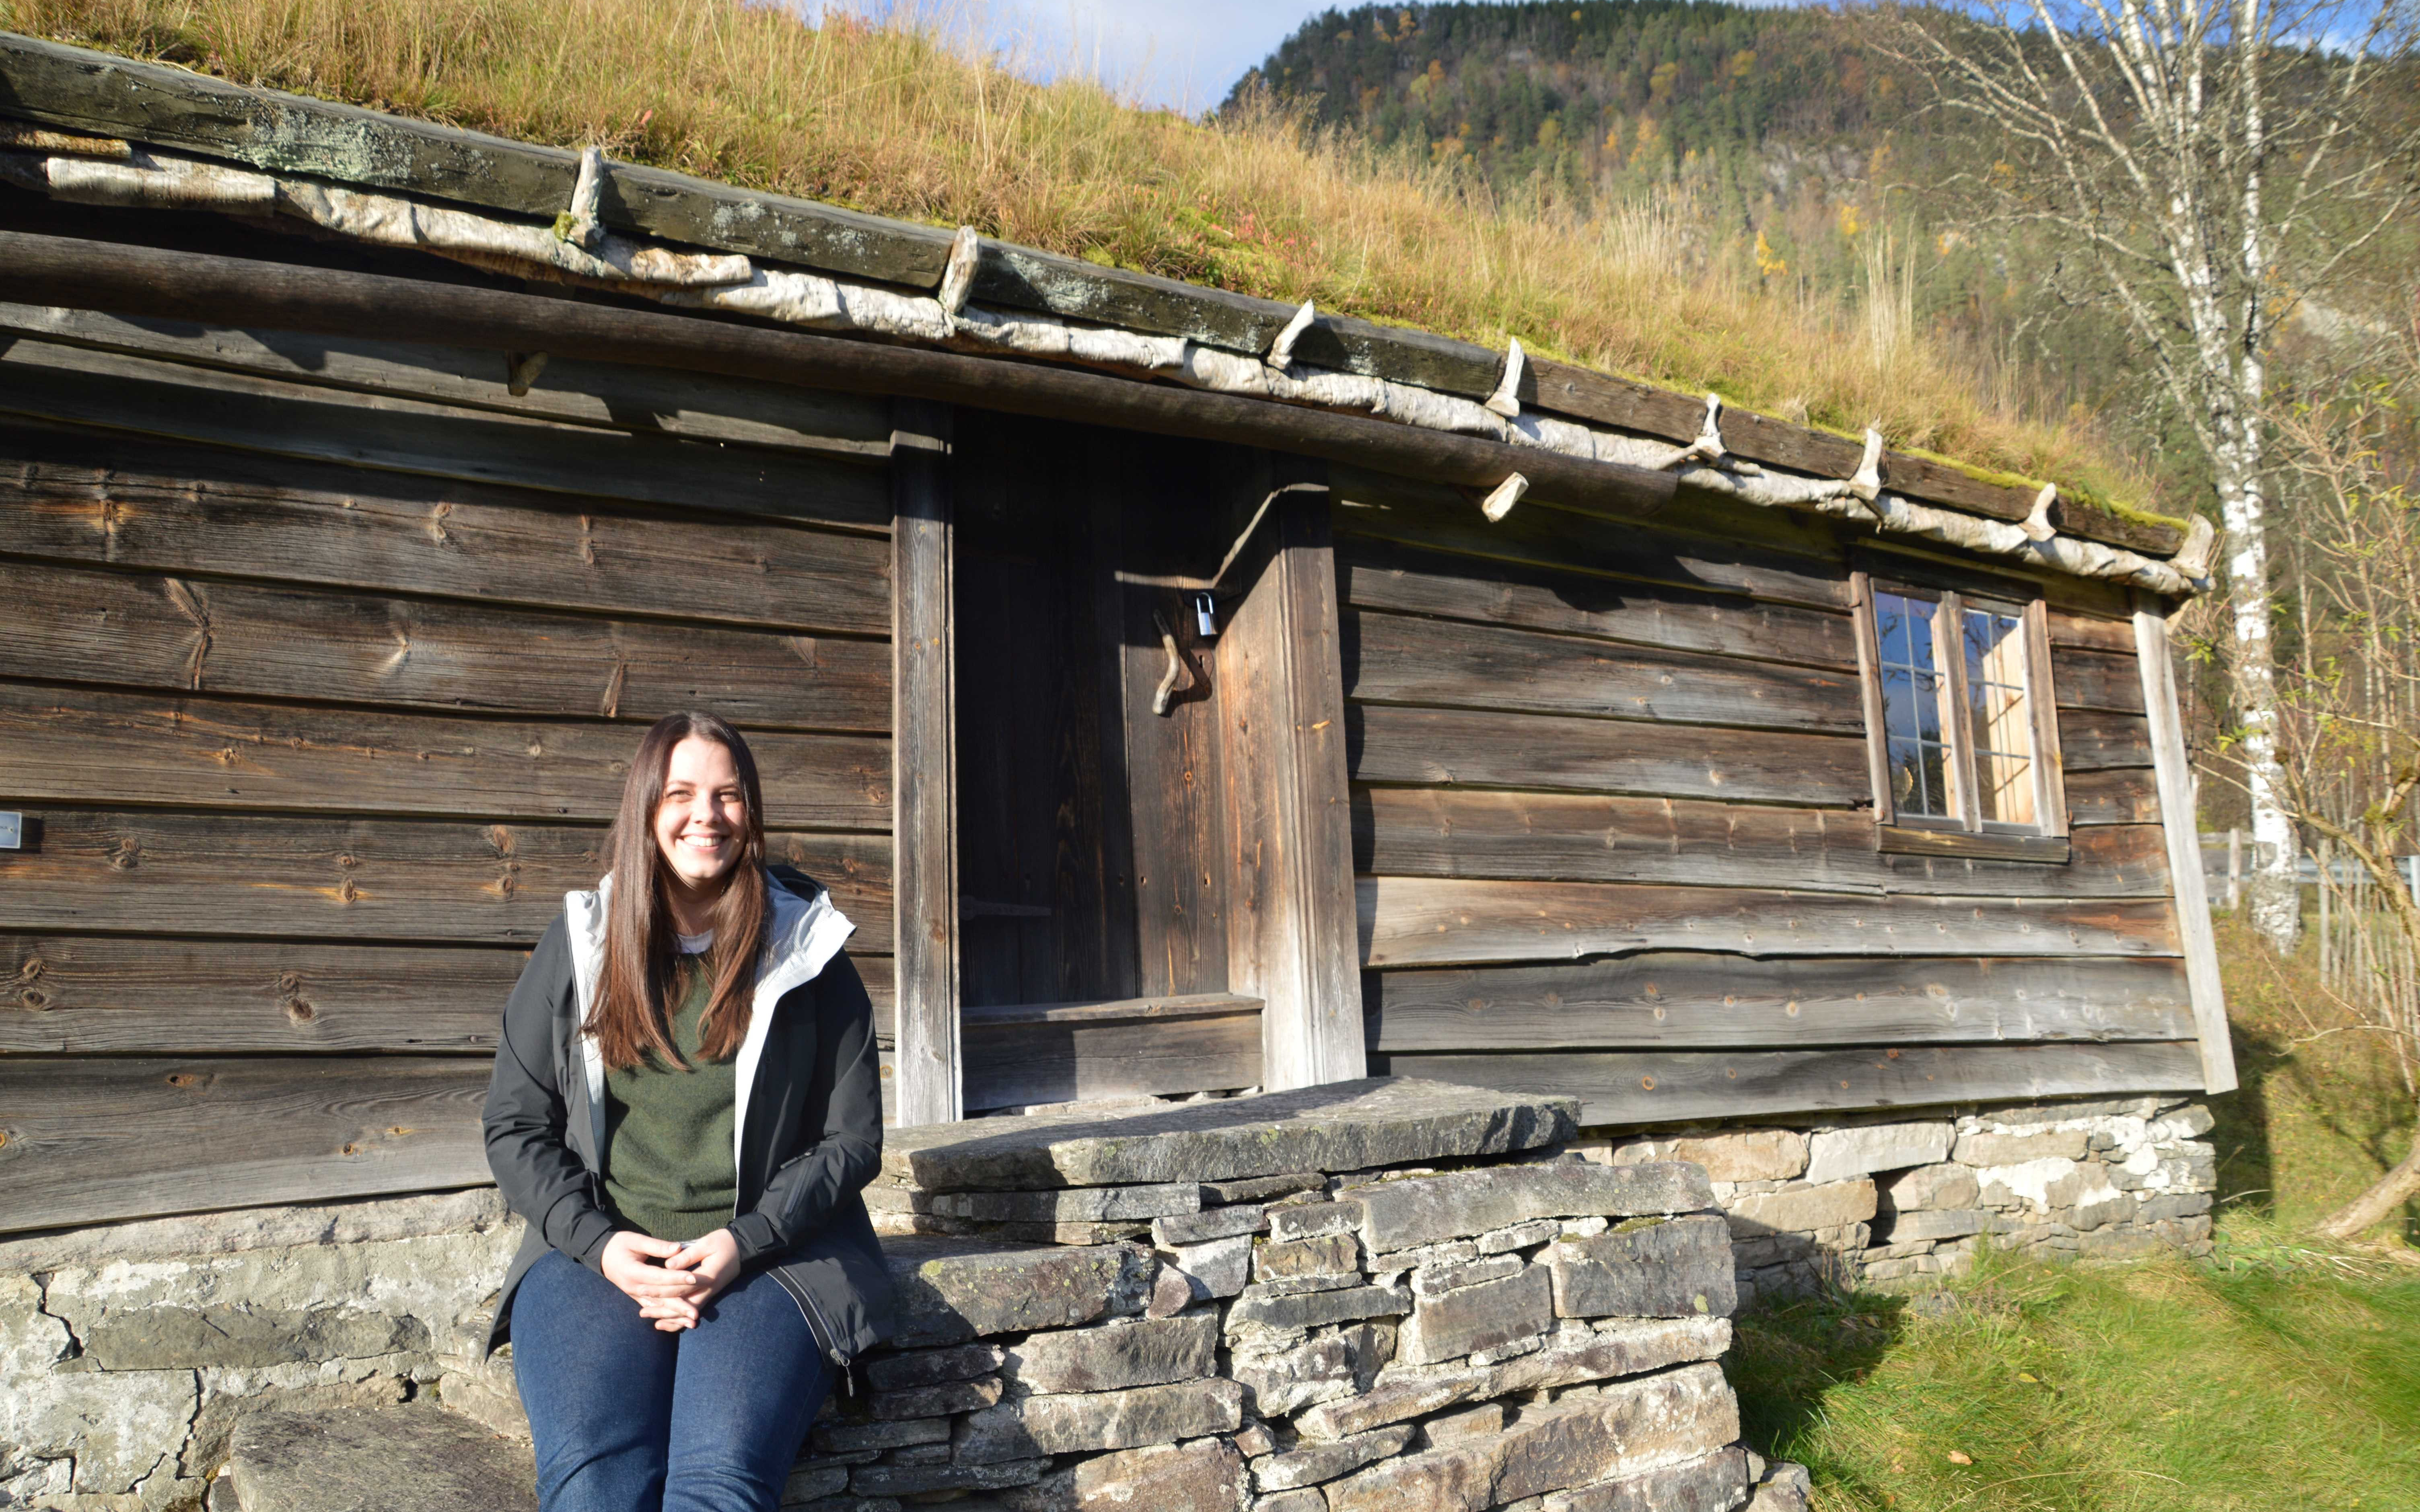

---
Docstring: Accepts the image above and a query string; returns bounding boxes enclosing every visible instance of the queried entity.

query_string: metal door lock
[1191,592,1219,639]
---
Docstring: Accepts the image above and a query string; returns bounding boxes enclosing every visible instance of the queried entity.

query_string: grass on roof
[4,0,2172,516]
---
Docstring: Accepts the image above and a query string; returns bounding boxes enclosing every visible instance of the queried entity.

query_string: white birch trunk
[2218,430,2299,950]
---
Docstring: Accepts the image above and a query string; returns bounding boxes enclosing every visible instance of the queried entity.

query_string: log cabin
[0,29,2231,1247]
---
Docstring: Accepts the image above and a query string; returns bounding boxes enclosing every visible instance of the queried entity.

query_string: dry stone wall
[0,1078,2214,1512]
[1583,1095,2218,1302]
[840,1079,1788,1512]
[0,1079,1810,1512]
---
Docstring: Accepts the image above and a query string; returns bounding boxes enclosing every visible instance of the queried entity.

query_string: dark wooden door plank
[1217,480,1364,1089]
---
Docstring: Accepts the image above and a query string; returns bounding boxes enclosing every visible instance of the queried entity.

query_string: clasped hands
[600,1228,742,1331]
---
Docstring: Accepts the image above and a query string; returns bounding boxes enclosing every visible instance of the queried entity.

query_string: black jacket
[482,868,893,1362]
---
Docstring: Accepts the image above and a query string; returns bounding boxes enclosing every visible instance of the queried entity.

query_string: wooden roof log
[0,229,1680,523]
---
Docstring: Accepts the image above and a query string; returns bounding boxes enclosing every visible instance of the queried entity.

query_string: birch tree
[1876,0,2418,951]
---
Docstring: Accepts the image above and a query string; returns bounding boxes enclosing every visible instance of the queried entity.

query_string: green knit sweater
[602,949,738,1244]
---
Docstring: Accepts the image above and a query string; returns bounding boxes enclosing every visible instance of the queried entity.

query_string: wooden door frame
[890,400,961,1125]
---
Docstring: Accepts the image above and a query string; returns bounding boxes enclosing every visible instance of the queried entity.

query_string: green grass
[1733,1248,2420,1511]
[1729,920,2420,1510]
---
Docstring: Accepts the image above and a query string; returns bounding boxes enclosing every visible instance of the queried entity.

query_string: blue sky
[789,2,1342,113]
[971,0,1331,112]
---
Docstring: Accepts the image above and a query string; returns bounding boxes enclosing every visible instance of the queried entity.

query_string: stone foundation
[1581,1095,2218,1303]
[1,1080,2212,1510]
[838,1079,1771,1512]
[0,1080,1806,1512]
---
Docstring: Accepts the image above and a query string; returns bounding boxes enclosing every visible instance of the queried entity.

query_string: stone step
[226,1405,537,1512]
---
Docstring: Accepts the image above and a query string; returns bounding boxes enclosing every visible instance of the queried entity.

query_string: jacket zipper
[741,1107,851,1385]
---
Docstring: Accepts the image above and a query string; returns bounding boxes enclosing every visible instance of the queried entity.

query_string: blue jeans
[508,1248,832,1512]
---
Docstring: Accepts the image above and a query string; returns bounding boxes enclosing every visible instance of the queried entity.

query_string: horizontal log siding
[0,328,898,1234]
[1336,485,2196,1125]
[1372,1042,2206,1126]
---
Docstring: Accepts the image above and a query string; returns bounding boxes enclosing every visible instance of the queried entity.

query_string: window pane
[1877,597,1912,667]
[1875,592,1937,675]
[1963,607,2036,826]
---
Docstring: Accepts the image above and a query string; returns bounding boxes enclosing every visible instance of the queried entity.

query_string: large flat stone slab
[883,1079,1576,1193]
[229,1407,536,1512]
[885,1236,1142,1348]
[1322,1361,1739,1512]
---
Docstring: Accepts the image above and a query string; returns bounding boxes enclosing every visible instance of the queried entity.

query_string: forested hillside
[1228,2,1896,225]
[1225,4,2061,445]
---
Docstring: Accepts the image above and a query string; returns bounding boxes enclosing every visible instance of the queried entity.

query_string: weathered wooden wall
[1337,467,2205,1126]
[0,282,900,1232]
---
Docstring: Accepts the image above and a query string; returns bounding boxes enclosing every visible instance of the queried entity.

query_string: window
[1856,574,2067,853]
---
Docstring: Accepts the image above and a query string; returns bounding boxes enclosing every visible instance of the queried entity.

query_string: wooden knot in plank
[162,577,213,689]
[108,838,141,871]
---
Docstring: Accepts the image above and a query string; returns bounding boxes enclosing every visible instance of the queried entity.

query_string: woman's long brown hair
[587,712,770,1072]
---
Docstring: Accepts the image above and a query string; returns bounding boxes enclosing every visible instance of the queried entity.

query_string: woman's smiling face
[653,735,747,892]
